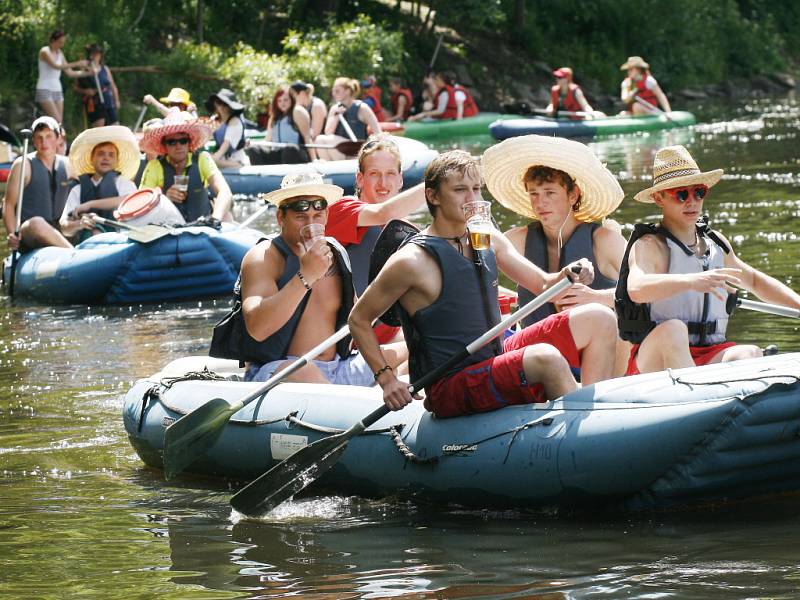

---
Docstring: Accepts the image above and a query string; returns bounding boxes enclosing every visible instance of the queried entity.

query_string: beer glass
[173,174,189,193]
[463,200,492,251]
[300,223,325,250]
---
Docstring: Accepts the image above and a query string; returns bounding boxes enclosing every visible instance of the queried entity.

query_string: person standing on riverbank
[74,44,121,128]
[35,30,90,124]
[616,145,800,375]
[619,56,671,115]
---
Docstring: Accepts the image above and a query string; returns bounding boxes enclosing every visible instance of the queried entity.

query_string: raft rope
[160,367,236,390]
[673,373,800,387]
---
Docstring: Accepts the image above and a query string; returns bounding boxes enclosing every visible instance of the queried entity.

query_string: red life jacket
[434,84,479,119]
[363,86,387,122]
[627,74,659,108]
[550,83,584,119]
[390,87,413,120]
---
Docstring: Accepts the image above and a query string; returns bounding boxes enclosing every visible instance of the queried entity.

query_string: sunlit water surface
[1,95,799,598]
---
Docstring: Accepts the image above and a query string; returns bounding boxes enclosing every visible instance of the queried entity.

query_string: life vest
[518,222,617,327]
[434,85,479,119]
[343,224,382,296]
[158,151,210,222]
[334,100,368,140]
[550,83,584,119]
[399,235,502,390]
[362,86,387,122]
[390,88,413,120]
[273,114,301,145]
[212,114,246,158]
[615,218,735,346]
[209,235,355,365]
[22,153,72,228]
[79,66,115,114]
[626,74,659,108]
[78,171,119,221]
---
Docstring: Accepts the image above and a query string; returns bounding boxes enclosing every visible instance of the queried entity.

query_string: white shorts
[245,352,374,387]
[36,89,64,103]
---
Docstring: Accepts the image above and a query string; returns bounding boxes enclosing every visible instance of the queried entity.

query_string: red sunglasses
[664,185,708,203]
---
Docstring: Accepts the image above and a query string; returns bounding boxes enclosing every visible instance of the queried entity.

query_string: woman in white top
[36,30,89,123]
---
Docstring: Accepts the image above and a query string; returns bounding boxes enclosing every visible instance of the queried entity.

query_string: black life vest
[78,172,119,221]
[158,152,210,222]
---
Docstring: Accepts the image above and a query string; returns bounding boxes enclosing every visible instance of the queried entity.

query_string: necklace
[446,231,468,254]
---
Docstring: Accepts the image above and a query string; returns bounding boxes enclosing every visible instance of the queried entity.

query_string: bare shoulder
[594,221,627,246]
[630,232,668,271]
[503,224,527,250]
[241,238,282,278]
[384,241,431,277]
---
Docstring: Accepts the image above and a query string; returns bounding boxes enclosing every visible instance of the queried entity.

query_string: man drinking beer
[349,150,618,418]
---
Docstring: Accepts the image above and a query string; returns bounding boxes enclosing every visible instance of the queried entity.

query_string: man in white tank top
[621,145,800,375]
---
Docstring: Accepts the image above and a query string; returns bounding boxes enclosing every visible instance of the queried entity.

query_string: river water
[1,95,799,599]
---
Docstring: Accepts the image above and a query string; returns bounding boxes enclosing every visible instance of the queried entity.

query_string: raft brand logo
[442,443,478,455]
[162,416,175,427]
[270,433,308,460]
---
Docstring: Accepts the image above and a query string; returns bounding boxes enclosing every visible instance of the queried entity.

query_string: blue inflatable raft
[2,224,261,304]
[222,135,438,196]
[123,353,800,511]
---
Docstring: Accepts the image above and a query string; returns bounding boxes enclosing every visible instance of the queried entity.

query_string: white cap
[31,116,60,133]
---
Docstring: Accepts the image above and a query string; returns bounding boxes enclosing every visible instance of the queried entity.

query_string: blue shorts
[245,352,374,387]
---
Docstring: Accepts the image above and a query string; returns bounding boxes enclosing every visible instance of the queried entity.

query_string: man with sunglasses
[139,110,232,222]
[616,145,800,375]
[226,172,407,384]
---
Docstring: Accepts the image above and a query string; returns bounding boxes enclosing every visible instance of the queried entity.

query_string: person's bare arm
[359,103,382,134]
[355,183,425,226]
[310,102,326,139]
[323,106,341,135]
[207,172,233,220]
[389,96,408,122]
[574,88,594,113]
[652,84,672,112]
[3,158,31,248]
[107,68,120,109]
[293,105,317,160]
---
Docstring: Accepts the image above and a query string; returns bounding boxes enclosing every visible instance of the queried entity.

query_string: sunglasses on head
[282,198,328,212]
[163,137,190,146]
[664,184,708,202]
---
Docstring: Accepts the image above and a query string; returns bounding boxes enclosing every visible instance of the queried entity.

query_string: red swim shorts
[625,340,737,375]
[426,311,578,418]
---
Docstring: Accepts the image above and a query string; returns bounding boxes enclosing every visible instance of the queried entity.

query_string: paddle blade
[230,431,349,517]
[126,224,172,244]
[163,397,243,480]
[336,140,365,156]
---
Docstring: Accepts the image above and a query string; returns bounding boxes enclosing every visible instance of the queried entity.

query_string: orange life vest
[550,83,584,119]
[435,84,479,119]
[626,74,659,108]
[390,88,413,120]
[363,86,387,122]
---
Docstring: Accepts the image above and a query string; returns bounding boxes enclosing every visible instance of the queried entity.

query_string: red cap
[552,67,573,80]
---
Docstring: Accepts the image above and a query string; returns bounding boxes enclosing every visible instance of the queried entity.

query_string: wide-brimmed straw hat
[159,87,192,106]
[139,110,211,156]
[482,135,624,222]
[634,145,724,203]
[262,172,343,208]
[69,125,141,180]
[205,88,245,114]
[620,56,649,70]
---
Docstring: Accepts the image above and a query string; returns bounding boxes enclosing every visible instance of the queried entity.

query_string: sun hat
[634,145,724,203]
[290,81,311,93]
[139,109,211,156]
[552,67,573,80]
[69,125,141,180]
[205,88,245,114]
[482,134,624,222]
[262,172,343,208]
[620,56,649,70]
[31,116,60,133]
[159,88,192,106]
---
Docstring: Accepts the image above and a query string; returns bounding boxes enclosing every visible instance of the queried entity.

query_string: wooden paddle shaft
[14,135,30,234]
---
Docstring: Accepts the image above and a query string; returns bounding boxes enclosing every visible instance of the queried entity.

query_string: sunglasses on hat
[282,198,328,212]
[664,185,708,203]
[164,137,190,146]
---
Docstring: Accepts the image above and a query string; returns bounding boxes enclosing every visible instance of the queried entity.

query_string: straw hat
[262,172,343,208]
[620,56,649,70]
[139,110,211,156]
[160,87,192,106]
[634,145,724,203]
[69,125,141,180]
[482,135,624,222]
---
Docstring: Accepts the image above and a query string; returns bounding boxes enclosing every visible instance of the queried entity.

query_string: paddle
[532,108,593,119]
[229,267,580,517]
[634,96,674,122]
[236,201,272,230]
[162,325,352,480]
[337,111,359,142]
[737,297,800,320]
[8,129,32,298]
[133,105,147,132]
[429,34,444,71]
[91,215,172,244]
[249,139,364,156]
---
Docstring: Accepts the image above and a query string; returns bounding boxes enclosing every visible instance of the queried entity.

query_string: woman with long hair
[247,86,315,165]
[35,30,90,123]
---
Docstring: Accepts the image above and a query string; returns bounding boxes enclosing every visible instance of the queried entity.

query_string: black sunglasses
[163,137,190,146]
[282,198,328,212]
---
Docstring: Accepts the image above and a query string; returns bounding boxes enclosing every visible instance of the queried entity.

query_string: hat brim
[69,125,141,180]
[634,169,724,203]
[205,94,245,114]
[140,121,211,156]
[620,60,649,70]
[262,183,344,208]
[482,134,624,223]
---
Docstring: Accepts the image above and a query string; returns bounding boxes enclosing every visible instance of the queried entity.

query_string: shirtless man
[349,151,617,417]
[231,172,406,384]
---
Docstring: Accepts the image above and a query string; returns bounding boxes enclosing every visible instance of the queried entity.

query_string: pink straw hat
[139,109,211,156]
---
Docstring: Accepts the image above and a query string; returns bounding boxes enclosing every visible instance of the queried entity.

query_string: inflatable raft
[490,111,697,140]
[401,112,515,140]
[221,135,437,196]
[2,224,261,304]
[123,353,800,511]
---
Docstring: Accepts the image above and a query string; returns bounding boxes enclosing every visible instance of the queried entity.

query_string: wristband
[373,365,393,381]
[297,271,311,290]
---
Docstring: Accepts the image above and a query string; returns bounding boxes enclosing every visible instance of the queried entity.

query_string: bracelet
[373,365,393,381]
[296,271,311,290]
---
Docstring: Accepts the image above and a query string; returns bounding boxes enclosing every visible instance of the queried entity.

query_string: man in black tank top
[3,116,73,252]
[621,145,800,375]
[349,151,618,418]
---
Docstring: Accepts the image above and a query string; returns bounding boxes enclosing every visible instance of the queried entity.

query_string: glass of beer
[463,200,492,251]
[173,174,189,193]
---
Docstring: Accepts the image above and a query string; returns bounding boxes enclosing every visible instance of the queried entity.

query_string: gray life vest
[78,172,119,220]
[158,152,210,222]
[400,235,502,389]
[346,225,382,296]
[334,100,368,139]
[21,153,72,227]
[274,115,301,145]
[518,222,617,327]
